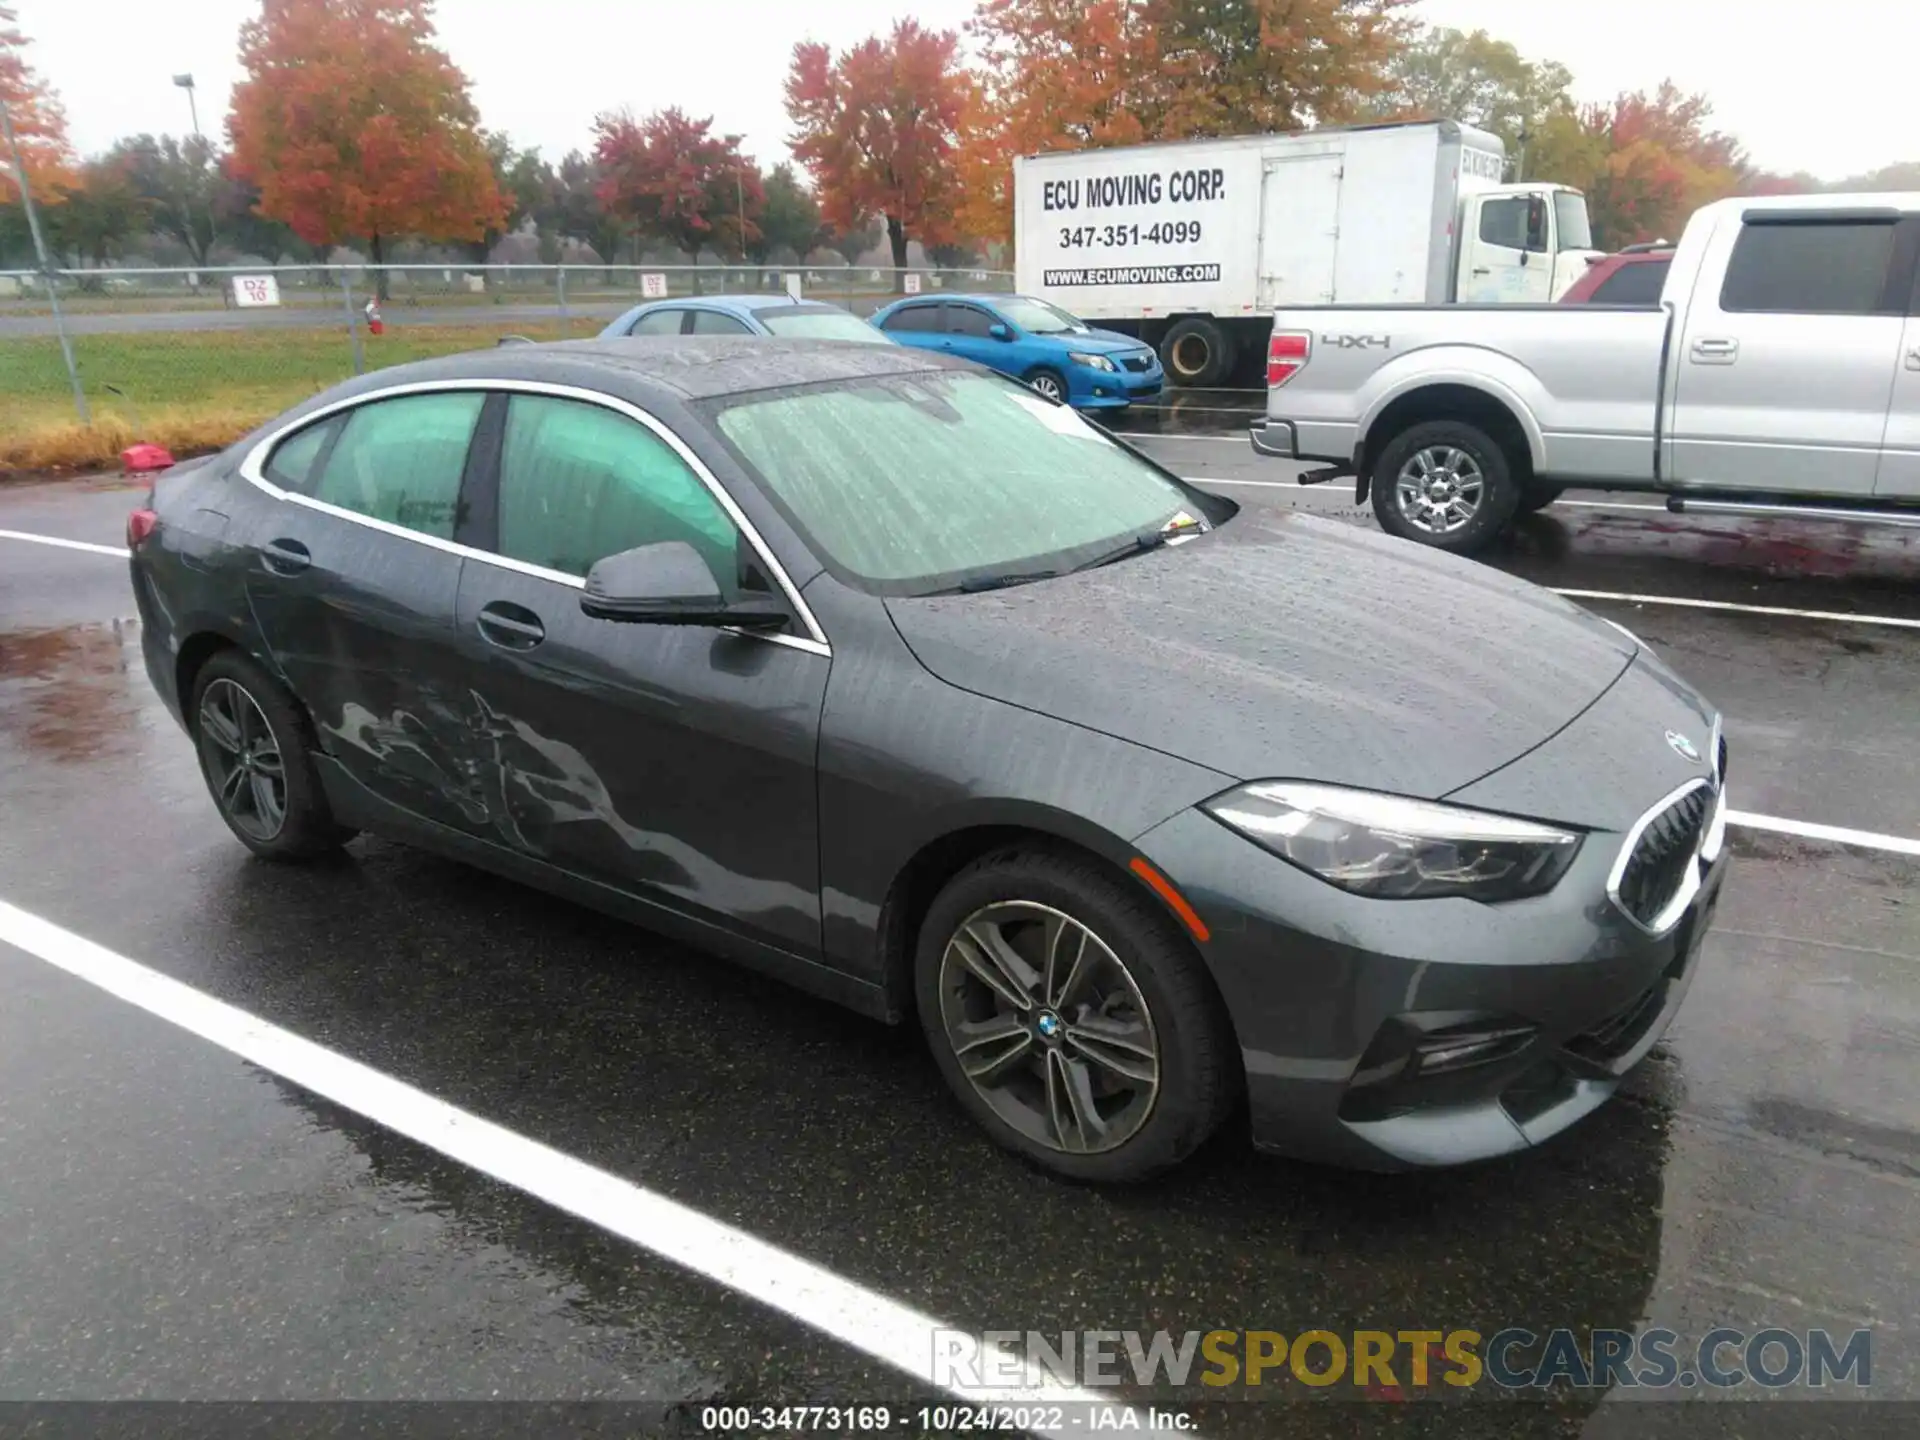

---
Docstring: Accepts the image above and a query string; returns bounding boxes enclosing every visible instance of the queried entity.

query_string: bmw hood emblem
[1666,730,1700,762]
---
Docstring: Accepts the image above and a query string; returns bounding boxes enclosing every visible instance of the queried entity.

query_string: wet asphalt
[1,389,1917,1434]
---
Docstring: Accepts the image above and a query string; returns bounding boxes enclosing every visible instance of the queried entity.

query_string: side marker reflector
[1129,857,1211,943]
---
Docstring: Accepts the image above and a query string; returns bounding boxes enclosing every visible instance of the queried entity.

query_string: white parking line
[1552,589,1920,631]
[1184,476,1670,513]
[0,528,128,559]
[0,899,1133,1434]
[1728,812,1920,857]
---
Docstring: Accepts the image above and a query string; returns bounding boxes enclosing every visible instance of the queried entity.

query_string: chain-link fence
[0,263,1015,471]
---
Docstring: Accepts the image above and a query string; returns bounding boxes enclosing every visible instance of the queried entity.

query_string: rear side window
[946,306,997,337]
[689,310,752,335]
[1590,259,1670,305]
[264,417,338,490]
[1720,221,1897,315]
[495,395,740,586]
[306,393,484,540]
[881,305,939,333]
[628,308,684,336]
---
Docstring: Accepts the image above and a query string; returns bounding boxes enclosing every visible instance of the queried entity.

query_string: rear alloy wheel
[191,650,355,862]
[915,850,1234,1182]
[1369,419,1521,554]
[1028,369,1067,403]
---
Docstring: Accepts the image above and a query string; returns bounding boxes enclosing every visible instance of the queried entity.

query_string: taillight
[1267,330,1311,388]
[127,508,158,548]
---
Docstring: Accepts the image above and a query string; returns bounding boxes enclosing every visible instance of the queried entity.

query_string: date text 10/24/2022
[699,1406,1196,1433]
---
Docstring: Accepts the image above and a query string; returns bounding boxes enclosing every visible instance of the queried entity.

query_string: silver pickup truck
[1250,192,1920,552]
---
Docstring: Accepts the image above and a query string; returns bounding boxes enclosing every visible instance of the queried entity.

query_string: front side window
[1479,197,1533,252]
[713,371,1224,594]
[946,306,998,338]
[496,395,740,586]
[1720,221,1896,315]
[689,309,753,335]
[305,392,484,540]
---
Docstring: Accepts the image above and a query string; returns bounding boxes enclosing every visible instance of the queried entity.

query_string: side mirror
[1526,196,1549,253]
[580,540,788,628]
[989,322,1011,341]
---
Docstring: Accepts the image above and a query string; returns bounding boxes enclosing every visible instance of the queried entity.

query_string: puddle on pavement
[0,619,147,763]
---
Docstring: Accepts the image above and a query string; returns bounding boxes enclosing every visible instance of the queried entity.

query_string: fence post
[339,268,364,375]
[557,267,569,336]
[1,95,88,424]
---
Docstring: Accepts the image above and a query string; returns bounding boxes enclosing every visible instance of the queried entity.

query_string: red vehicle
[1558,242,1674,304]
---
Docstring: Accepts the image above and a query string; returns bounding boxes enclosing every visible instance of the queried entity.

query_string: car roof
[629,294,821,316]
[285,337,956,416]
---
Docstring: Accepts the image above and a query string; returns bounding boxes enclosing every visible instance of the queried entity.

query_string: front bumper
[1071,363,1164,410]
[1132,787,1729,1170]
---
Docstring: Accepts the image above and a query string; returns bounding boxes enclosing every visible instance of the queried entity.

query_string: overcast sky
[19,0,1914,182]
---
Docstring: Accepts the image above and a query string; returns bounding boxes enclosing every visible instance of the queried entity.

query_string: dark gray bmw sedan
[129,338,1729,1182]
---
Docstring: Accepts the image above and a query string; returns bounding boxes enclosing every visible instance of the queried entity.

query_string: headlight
[1204,782,1581,902]
[1068,351,1117,372]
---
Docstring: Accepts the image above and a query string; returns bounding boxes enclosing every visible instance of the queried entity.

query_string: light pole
[172,73,202,139]
[0,93,88,422]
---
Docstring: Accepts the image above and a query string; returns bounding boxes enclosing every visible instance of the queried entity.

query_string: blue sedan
[869,293,1163,409]
[599,294,892,343]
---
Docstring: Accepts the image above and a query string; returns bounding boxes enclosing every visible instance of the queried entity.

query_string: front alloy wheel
[197,677,288,841]
[1395,445,1485,536]
[938,900,1160,1155]
[1029,371,1066,403]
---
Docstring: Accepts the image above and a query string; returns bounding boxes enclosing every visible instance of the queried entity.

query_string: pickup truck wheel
[1159,318,1235,388]
[1517,485,1564,514]
[1370,421,1521,553]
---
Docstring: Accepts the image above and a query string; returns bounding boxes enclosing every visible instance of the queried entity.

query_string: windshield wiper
[1072,518,1208,573]
[956,569,1063,593]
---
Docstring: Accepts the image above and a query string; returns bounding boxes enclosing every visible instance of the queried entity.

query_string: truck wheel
[1159,318,1235,388]
[1517,485,1564,514]
[1369,420,1522,553]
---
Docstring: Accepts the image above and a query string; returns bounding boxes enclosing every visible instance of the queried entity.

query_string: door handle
[1471,267,1492,276]
[476,601,545,650]
[261,538,310,575]
[1690,337,1739,364]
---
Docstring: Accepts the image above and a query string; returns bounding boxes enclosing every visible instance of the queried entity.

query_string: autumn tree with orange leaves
[593,108,764,266]
[786,20,969,276]
[226,0,503,297]
[956,0,1410,247]
[0,4,75,220]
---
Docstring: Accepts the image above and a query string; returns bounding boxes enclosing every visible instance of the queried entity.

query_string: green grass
[0,320,588,472]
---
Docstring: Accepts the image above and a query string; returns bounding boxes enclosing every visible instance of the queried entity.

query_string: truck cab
[1456,184,1603,304]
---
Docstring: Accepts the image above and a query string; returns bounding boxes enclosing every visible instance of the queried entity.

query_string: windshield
[1555,192,1594,251]
[713,372,1223,594]
[759,307,890,344]
[995,297,1088,335]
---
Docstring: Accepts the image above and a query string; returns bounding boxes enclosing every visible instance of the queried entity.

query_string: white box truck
[1012,120,1601,387]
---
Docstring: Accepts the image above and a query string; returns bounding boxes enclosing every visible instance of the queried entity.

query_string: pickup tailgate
[1256,305,1673,484]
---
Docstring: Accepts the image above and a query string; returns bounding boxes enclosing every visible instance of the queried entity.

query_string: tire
[914,848,1236,1183]
[1026,367,1067,404]
[1159,317,1236,389]
[190,649,356,862]
[1517,485,1564,514]
[1368,419,1522,553]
